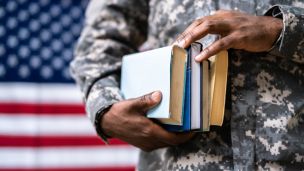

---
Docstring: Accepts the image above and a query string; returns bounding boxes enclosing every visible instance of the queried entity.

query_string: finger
[176,19,230,48]
[195,35,234,62]
[174,18,204,44]
[129,91,162,113]
[151,124,195,146]
[174,15,222,46]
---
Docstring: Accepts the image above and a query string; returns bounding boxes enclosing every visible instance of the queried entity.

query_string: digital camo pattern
[70,0,304,170]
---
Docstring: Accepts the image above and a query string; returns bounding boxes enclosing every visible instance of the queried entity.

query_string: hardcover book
[120,43,228,131]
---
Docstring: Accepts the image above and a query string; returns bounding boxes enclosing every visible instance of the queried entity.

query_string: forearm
[70,0,148,131]
[85,76,122,123]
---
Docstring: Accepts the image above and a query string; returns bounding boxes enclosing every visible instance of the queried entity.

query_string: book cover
[163,43,203,132]
[121,45,187,125]
[164,48,191,131]
[209,50,228,126]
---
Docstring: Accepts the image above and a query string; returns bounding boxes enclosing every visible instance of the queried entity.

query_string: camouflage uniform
[70,0,304,170]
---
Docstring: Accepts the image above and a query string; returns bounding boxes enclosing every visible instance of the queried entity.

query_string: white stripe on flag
[0,146,139,168]
[0,114,96,136]
[0,83,83,103]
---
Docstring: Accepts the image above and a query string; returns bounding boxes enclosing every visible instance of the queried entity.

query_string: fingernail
[151,91,162,102]
[176,41,183,48]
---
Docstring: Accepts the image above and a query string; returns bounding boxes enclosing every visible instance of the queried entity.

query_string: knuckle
[177,32,187,42]
[121,117,131,125]
[203,47,210,55]
[193,19,200,25]
[187,31,195,40]
[141,125,153,137]
[139,95,146,104]
[236,32,249,42]
[217,40,227,48]
[238,25,248,32]
[224,38,234,48]
[203,20,211,26]
[140,94,151,104]
[203,20,214,30]
[193,18,203,25]
[181,32,187,38]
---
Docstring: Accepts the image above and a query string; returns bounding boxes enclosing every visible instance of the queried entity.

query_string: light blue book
[121,45,187,125]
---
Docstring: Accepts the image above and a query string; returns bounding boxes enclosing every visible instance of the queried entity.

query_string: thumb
[130,91,162,113]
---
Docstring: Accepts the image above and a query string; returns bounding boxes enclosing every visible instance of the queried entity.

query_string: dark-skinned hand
[101,91,194,152]
[175,10,283,61]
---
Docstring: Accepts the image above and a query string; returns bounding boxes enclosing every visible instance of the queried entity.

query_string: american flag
[0,0,138,171]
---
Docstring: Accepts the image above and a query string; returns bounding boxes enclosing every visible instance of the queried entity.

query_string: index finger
[174,14,223,45]
[174,18,204,44]
[175,19,230,48]
[195,34,233,61]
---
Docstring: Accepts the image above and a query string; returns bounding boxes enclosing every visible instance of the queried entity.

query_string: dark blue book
[163,45,195,132]
[164,58,191,131]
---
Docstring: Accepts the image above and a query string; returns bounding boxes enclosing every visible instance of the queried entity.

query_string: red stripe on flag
[0,135,128,147]
[0,103,85,114]
[0,167,135,171]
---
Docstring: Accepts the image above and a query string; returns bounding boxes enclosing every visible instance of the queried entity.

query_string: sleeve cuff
[85,78,123,143]
[94,103,114,144]
[264,5,304,61]
[264,5,284,54]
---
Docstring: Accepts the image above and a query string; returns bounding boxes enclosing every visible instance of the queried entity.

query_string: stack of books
[120,42,228,132]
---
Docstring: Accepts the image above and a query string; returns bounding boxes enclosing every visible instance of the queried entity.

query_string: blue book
[164,43,203,131]
[164,59,191,131]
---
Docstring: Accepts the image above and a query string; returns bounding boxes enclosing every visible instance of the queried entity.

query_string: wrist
[94,104,114,143]
[264,5,284,52]
[100,108,114,138]
[271,17,283,41]
[268,17,283,50]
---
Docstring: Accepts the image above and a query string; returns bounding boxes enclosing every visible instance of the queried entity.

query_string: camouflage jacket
[70,0,304,170]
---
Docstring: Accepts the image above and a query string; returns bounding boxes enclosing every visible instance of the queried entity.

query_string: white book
[190,43,202,129]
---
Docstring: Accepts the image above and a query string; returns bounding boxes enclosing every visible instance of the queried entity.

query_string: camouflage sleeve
[265,5,304,64]
[70,0,149,125]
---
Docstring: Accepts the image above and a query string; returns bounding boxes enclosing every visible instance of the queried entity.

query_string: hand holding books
[121,43,228,132]
[174,10,283,60]
[100,90,194,151]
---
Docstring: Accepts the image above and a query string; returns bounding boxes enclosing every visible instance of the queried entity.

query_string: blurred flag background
[0,0,138,171]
